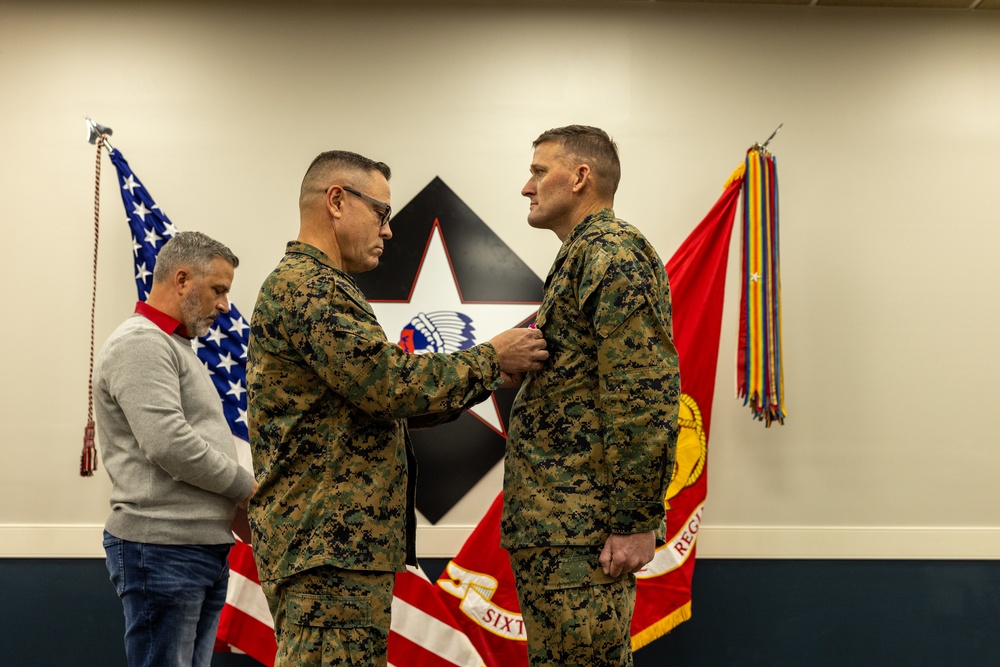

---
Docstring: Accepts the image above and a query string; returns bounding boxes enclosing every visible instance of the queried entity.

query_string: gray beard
[180,290,214,338]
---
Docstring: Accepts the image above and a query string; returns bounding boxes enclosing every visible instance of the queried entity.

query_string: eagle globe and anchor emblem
[635,392,708,579]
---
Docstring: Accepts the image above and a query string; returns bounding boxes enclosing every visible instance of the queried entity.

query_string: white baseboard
[696,526,1000,560]
[4,524,1000,560]
[1,525,107,558]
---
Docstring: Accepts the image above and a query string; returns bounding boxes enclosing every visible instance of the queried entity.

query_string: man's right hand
[489,327,548,373]
[239,479,259,510]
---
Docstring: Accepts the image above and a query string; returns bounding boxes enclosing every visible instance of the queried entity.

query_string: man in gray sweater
[95,231,257,667]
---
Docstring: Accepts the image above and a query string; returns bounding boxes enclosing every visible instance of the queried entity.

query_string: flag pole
[758,122,783,152]
[85,115,114,152]
[80,116,113,476]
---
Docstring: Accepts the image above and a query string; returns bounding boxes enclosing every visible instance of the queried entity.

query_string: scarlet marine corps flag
[432,173,745,660]
[630,171,744,647]
[436,494,528,665]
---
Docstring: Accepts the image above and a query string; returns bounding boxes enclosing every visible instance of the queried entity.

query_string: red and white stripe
[389,566,486,667]
[217,549,485,667]
[216,537,278,664]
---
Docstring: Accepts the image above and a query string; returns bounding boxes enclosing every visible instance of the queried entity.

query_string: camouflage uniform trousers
[261,565,394,667]
[509,545,636,667]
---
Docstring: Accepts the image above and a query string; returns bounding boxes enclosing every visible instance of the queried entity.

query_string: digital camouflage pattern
[261,565,394,667]
[510,545,635,667]
[247,242,503,582]
[501,208,680,550]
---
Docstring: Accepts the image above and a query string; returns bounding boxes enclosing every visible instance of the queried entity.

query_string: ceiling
[651,0,998,9]
[492,0,999,10]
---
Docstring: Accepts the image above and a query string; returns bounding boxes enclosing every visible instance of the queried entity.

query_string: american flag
[111,149,251,443]
[107,147,484,666]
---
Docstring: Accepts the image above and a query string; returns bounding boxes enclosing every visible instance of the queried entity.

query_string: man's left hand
[599,531,656,578]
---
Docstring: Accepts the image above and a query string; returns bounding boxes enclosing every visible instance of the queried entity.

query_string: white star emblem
[132,201,151,222]
[191,337,204,354]
[131,235,142,257]
[135,262,152,283]
[226,380,246,400]
[122,174,139,194]
[205,326,226,346]
[750,272,761,282]
[162,220,179,237]
[235,407,248,426]
[228,316,249,337]
[217,352,239,374]
[143,227,162,248]
[240,343,248,359]
[371,224,539,435]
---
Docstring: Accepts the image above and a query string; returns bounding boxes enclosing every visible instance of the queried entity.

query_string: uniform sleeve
[588,250,681,536]
[292,278,503,420]
[103,330,252,500]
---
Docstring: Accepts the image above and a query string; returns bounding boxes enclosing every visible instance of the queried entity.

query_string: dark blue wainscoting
[2,558,998,666]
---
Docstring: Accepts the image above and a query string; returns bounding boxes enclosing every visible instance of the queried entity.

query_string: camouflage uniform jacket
[248,241,503,581]
[501,208,680,549]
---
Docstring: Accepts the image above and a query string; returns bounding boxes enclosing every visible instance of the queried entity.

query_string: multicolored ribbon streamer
[737,147,785,426]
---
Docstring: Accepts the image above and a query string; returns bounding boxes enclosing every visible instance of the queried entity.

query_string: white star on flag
[229,316,249,337]
[371,225,538,435]
[143,227,162,248]
[132,201,151,221]
[162,220,179,237]
[122,174,139,194]
[206,326,226,346]
[217,352,239,374]
[226,380,246,400]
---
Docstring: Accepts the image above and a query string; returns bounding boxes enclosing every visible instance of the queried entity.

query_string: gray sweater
[95,314,255,545]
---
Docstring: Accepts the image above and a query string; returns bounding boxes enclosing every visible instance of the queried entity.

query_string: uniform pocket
[283,592,374,666]
[542,568,631,663]
[542,553,618,591]
[286,593,371,628]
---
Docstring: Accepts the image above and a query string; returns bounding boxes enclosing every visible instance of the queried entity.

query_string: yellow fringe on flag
[724,163,745,190]
[630,602,692,652]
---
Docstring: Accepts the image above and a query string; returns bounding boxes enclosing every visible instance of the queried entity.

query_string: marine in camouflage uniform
[248,151,547,667]
[502,127,680,667]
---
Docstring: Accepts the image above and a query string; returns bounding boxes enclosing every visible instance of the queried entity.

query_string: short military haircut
[533,125,621,197]
[300,150,391,204]
[152,231,239,283]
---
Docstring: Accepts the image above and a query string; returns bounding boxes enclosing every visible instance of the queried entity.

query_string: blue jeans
[103,530,231,667]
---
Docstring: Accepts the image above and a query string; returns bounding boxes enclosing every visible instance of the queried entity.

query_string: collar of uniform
[285,240,340,271]
[285,240,365,291]
[558,207,616,256]
[134,301,188,337]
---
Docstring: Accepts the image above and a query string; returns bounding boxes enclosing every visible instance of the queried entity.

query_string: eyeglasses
[337,185,392,227]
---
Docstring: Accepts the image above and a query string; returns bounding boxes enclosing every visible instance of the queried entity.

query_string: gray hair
[533,125,621,198]
[152,231,239,283]
[300,150,391,205]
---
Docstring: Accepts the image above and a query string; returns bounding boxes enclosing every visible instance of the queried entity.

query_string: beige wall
[2,1,998,558]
